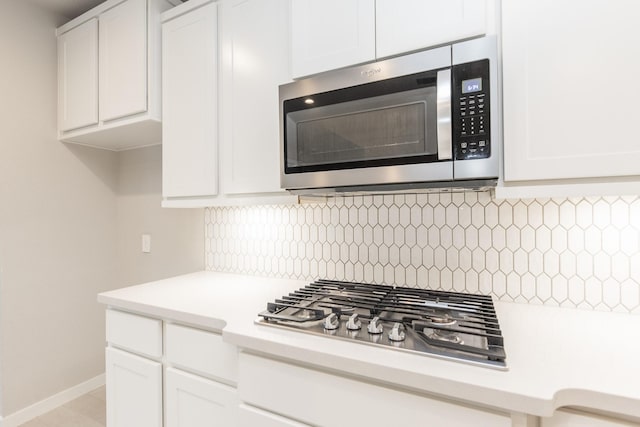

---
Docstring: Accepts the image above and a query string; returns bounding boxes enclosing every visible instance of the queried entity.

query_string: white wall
[117,145,204,287]
[0,1,118,415]
[0,1,205,418]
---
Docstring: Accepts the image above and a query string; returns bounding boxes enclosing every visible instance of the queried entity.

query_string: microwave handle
[436,69,452,160]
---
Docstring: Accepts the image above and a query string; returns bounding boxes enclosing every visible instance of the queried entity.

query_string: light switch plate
[142,234,151,253]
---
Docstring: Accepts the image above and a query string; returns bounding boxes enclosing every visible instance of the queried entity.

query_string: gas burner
[428,328,463,345]
[426,313,457,326]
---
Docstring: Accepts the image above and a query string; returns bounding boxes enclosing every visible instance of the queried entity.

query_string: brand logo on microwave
[361,67,382,78]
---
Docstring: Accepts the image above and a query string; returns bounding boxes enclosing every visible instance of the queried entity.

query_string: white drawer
[238,404,311,427]
[165,323,238,384]
[106,309,162,358]
[238,352,511,427]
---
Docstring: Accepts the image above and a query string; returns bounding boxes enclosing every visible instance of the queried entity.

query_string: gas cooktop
[257,279,507,370]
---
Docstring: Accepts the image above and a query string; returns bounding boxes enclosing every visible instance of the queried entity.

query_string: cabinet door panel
[219,0,290,194]
[503,0,640,181]
[376,0,487,58]
[58,19,98,131]
[99,0,148,122]
[162,2,218,198]
[166,368,238,427]
[106,347,162,427]
[291,0,375,78]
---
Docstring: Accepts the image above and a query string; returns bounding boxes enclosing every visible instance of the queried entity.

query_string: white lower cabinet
[166,368,238,427]
[106,347,162,427]
[105,309,239,427]
[238,352,511,427]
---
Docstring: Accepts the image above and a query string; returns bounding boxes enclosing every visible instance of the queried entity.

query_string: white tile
[459,248,472,272]
[528,250,544,276]
[568,277,585,305]
[542,250,560,277]
[620,227,639,256]
[575,199,593,229]
[585,278,603,308]
[584,227,602,255]
[446,204,459,227]
[602,279,621,309]
[520,225,536,252]
[499,249,514,274]
[537,274,552,302]
[551,276,569,304]
[485,248,499,274]
[399,205,411,227]
[593,253,611,281]
[542,201,560,228]
[521,273,536,301]
[559,201,576,230]
[513,249,528,275]
[621,280,640,311]
[512,201,528,228]
[491,226,506,251]
[527,201,543,229]
[592,199,612,230]
[498,202,513,227]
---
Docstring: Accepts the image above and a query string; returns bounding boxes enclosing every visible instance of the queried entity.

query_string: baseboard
[0,373,105,427]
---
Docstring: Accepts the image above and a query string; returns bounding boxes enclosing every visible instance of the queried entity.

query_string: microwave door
[282,68,453,190]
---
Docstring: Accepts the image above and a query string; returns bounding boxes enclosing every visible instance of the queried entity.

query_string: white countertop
[98,271,640,420]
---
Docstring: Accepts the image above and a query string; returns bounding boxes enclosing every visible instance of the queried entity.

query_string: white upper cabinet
[99,0,148,122]
[502,0,640,185]
[291,0,491,78]
[57,18,98,132]
[162,0,218,200]
[376,0,487,58]
[57,0,179,151]
[291,0,375,78]
[219,0,292,195]
[162,0,297,207]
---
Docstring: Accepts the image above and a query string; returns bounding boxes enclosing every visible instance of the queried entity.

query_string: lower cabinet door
[106,347,162,427]
[165,367,238,427]
[238,403,310,427]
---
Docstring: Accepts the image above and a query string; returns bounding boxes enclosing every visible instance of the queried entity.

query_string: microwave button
[468,99,476,105]
[479,140,486,147]
[461,142,468,148]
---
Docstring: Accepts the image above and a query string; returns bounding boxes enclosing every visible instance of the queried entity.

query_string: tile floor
[19,386,105,427]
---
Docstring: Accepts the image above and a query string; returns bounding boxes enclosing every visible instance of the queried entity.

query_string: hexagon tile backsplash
[204,192,640,313]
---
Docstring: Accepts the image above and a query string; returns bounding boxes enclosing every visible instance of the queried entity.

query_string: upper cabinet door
[291,0,375,78]
[376,0,487,59]
[162,1,218,199]
[99,0,148,122]
[58,19,98,132]
[219,0,290,194]
[502,0,640,182]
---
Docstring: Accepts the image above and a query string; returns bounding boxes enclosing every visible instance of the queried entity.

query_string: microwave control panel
[452,59,490,161]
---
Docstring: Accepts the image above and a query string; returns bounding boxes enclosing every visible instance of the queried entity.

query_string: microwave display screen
[462,78,482,94]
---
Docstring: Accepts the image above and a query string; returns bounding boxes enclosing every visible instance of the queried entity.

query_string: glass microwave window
[295,103,427,166]
[462,78,482,94]
[285,87,438,170]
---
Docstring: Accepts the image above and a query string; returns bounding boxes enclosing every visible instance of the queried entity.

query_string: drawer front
[238,352,511,427]
[238,404,311,427]
[166,367,238,427]
[106,309,162,358]
[165,323,238,383]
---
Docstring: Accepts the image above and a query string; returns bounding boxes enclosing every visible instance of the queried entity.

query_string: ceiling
[27,0,106,20]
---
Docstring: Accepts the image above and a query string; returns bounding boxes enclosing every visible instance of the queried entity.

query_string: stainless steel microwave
[279,36,500,195]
